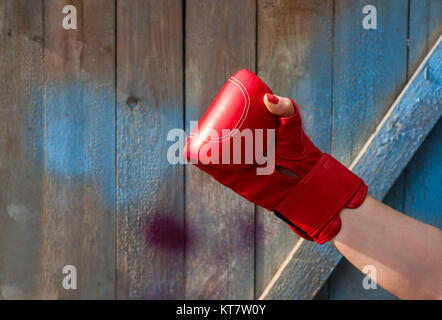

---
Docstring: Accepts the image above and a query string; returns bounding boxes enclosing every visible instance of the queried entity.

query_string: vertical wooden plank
[404,120,442,228]
[327,259,399,299]
[0,0,44,299]
[116,0,184,299]
[185,0,255,299]
[404,0,442,228]
[327,0,441,299]
[327,0,409,300]
[42,0,115,298]
[408,0,442,75]
[256,0,333,298]
[394,0,442,230]
[332,0,408,165]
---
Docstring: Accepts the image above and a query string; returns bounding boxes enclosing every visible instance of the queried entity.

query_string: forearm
[330,195,442,299]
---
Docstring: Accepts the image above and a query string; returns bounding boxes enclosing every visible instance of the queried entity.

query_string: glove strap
[275,153,367,244]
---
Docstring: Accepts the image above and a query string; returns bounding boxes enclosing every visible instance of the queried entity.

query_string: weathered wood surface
[351,36,442,199]
[333,0,409,166]
[116,0,184,299]
[409,0,442,75]
[0,0,440,300]
[185,0,256,299]
[325,119,442,300]
[256,0,333,298]
[261,35,442,300]
[0,0,44,299]
[42,0,116,298]
[403,120,442,227]
[262,0,410,300]
[324,0,442,299]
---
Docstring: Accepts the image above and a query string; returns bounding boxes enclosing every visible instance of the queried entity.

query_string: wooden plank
[409,0,442,75]
[333,0,408,166]
[404,0,442,229]
[185,0,256,299]
[326,122,442,300]
[42,0,115,298]
[318,0,409,300]
[260,35,442,300]
[116,0,184,299]
[404,120,442,227]
[0,0,44,299]
[351,36,441,199]
[256,0,333,298]
[326,0,442,299]
[327,255,398,299]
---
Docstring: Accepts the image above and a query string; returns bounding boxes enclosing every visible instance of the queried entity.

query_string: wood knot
[126,96,138,108]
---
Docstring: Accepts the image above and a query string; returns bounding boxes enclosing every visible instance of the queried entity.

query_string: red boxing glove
[184,69,367,244]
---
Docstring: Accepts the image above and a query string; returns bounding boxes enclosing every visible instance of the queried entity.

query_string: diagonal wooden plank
[325,0,442,299]
[260,35,442,300]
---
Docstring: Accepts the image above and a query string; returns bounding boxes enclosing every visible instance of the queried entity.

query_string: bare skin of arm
[264,94,442,300]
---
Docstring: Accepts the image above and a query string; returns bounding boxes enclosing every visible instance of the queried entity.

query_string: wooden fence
[0,0,440,299]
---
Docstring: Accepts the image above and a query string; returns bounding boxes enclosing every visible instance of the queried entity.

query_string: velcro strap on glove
[275,153,367,244]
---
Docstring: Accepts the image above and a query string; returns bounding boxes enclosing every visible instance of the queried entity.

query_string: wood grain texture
[327,255,399,299]
[404,0,442,230]
[409,0,442,75]
[0,0,44,299]
[256,0,333,298]
[351,36,442,200]
[404,119,442,227]
[326,121,442,300]
[185,0,256,299]
[262,36,442,300]
[318,1,408,298]
[42,0,115,298]
[262,239,342,299]
[325,1,442,299]
[333,0,408,165]
[116,0,184,299]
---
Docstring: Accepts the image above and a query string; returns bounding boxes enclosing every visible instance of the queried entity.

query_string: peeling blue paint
[353,38,442,199]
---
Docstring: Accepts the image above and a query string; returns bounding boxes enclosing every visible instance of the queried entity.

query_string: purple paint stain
[144,213,194,252]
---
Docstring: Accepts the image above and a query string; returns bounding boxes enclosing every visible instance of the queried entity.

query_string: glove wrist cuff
[275,154,367,244]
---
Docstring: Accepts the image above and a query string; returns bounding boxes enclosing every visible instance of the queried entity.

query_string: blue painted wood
[256,0,334,298]
[116,0,184,299]
[42,0,116,298]
[265,0,409,300]
[403,0,442,232]
[409,0,442,75]
[333,0,408,166]
[326,0,442,299]
[0,0,44,299]
[263,35,442,300]
[324,120,442,300]
[351,38,442,199]
[404,119,442,228]
[0,0,439,300]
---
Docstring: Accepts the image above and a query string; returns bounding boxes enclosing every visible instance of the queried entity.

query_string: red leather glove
[184,69,367,244]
